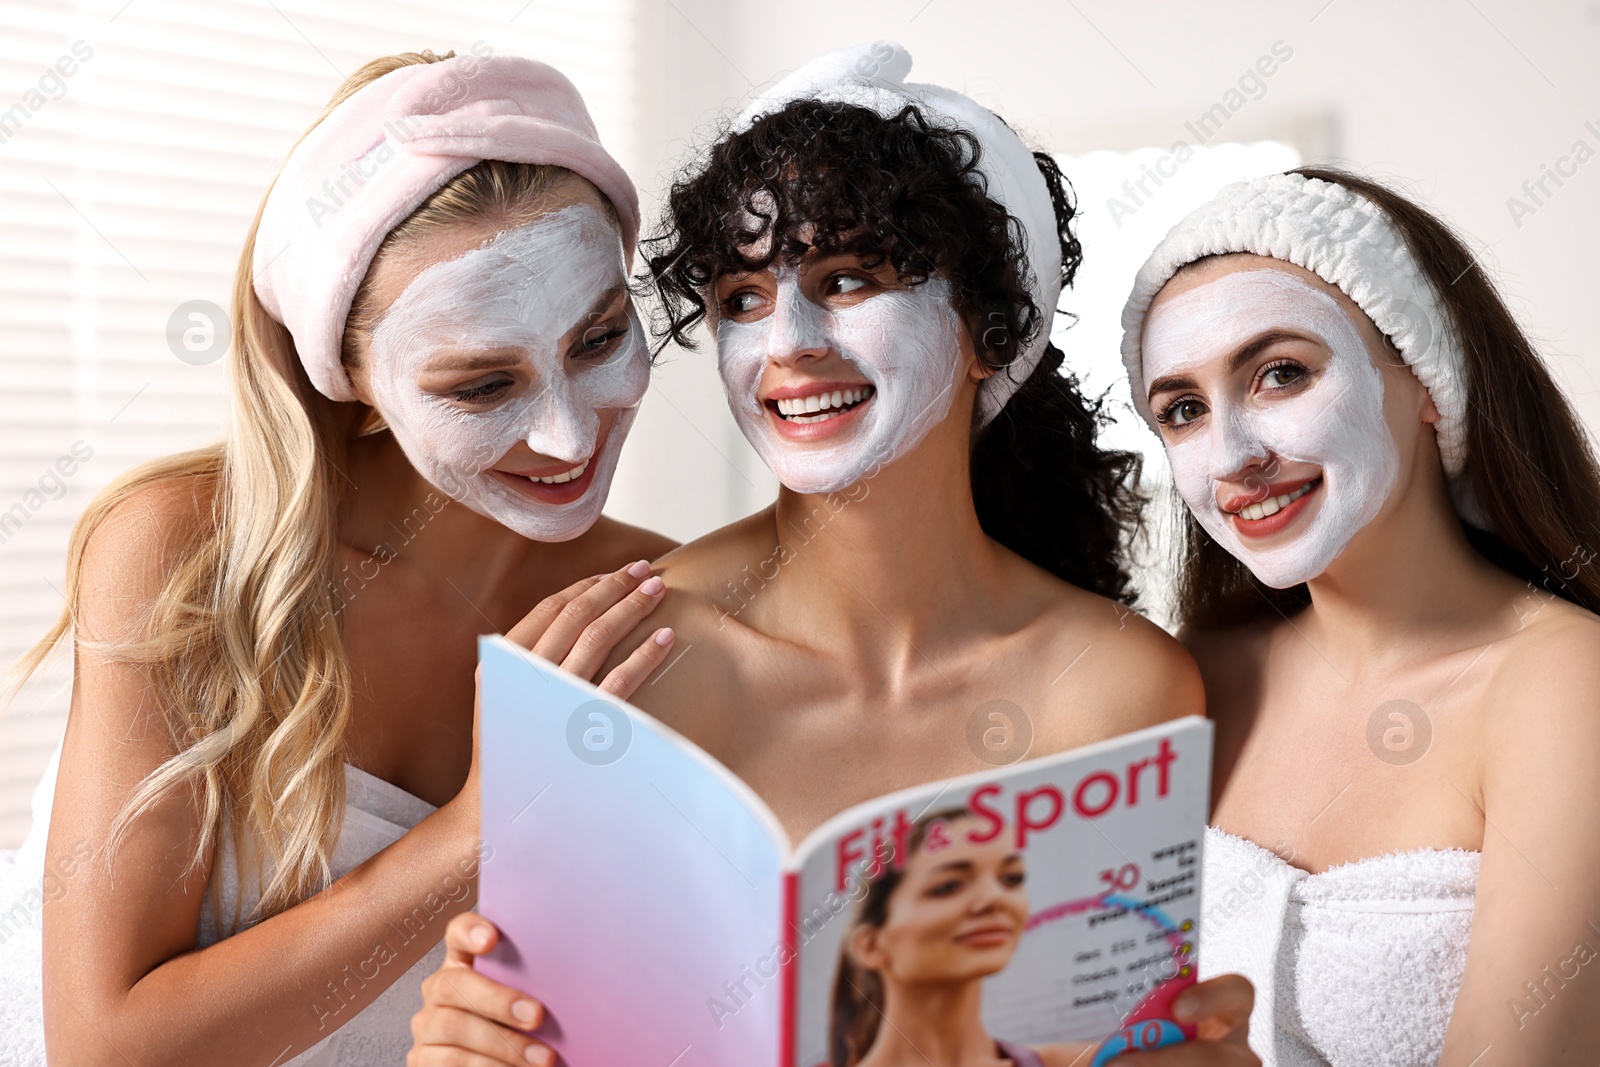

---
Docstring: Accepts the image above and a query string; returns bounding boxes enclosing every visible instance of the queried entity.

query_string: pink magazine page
[477,636,789,1066]
[787,718,1212,1067]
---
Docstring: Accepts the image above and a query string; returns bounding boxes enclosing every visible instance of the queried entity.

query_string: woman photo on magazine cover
[409,41,1258,1067]
[830,808,1102,1067]
[0,49,679,1065]
[1122,168,1600,1065]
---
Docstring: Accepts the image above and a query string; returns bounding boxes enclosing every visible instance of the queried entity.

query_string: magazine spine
[781,870,798,1067]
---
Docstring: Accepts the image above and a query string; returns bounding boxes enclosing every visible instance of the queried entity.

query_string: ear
[1419,385,1440,425]
[848,924,887,972]
[959,313,996,385]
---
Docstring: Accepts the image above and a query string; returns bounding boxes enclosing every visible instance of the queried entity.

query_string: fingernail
[1172,989,1198,1021]
[512,998,539,1023]
[471,924,492,950]
[525,1044,551,1064]
[641,576,665,596]
[654,627,675,647]
[626,559,651,578]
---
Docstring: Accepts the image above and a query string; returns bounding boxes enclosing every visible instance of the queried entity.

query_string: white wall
[4,0,1596,841]
[608,0,1600,546]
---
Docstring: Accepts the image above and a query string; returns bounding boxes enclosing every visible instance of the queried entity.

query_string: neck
[755,419,1012,679]
[861,978,995,1067]
[341,431,551,602]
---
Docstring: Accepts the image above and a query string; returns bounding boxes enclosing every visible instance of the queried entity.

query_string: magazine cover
[477,635,1212,1067]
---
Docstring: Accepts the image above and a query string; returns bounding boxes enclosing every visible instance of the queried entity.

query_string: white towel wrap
[1200,825,1478,1067]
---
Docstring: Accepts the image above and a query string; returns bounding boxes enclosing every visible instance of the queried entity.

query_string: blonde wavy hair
[9,50,571,929]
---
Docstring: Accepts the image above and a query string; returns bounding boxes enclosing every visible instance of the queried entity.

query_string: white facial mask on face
[367,202,649,541]
[713,267,964,494]
[1142,269,1399,588]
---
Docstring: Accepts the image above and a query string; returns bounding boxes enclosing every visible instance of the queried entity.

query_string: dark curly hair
[644,98,1144,602]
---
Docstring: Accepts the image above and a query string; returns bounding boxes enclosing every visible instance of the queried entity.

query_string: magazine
[477,634,1213,1067]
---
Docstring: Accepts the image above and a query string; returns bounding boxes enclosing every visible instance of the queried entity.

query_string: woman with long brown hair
[828,808,1081,1067]
[1122,167,1600,1065]
[0,49,675,1065]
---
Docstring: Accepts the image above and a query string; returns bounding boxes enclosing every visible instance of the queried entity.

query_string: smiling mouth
[1229,477,1319,520]
[1224,476,1323,539]
[520,457,589,485]
[954,925,1015,947]
[769,385,875,424]
[491,455,598,505]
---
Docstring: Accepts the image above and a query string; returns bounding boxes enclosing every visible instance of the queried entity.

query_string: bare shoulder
[1031,578,1205,738]
[593,510,775,683]
[644,508,776,604]
[1481,597,1600,775]
[582,515,678,567]
[76,468,218,633]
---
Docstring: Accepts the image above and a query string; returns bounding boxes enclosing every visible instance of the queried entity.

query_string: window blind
[0,0,637,847]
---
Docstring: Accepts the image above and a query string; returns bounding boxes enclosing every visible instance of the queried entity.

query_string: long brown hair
[829,808,972,1067]
[1174,165,1600,629]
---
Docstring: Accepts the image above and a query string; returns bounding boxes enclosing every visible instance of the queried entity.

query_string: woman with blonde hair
[0,49,673,1064]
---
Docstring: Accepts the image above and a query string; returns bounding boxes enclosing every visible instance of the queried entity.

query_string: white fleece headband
[253,54,640,402]
[1120,171,1483,525]
[732,41,1061,427]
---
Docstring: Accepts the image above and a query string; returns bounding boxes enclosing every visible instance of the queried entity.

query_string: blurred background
[1,0,1595,845]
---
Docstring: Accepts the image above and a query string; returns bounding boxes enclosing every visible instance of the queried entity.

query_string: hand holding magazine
[477,636,1213,1066]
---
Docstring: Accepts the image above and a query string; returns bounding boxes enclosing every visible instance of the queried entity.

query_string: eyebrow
[426,350,523,373]
[1146,329,1311,399]
[925,859,975,877]
[583,284,628,321]
[425,286,630,372]
[560,284,629,341]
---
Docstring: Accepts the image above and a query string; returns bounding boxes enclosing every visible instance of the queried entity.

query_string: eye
[576,323,628,360]
[447,377,512,404]
[1002,869,1026,889]
[723,289,766,316]
[825,272,869,297]
[1155,395,1208,428]
[927,876,965,898]
[1258,359,1308,391]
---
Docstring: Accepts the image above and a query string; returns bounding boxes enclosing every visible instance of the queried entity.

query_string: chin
[478,478,610,542]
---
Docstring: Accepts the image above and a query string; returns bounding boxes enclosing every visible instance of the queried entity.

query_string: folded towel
[1201,826,1478,1067]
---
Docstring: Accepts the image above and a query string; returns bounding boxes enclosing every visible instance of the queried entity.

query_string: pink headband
[252,53,640,402]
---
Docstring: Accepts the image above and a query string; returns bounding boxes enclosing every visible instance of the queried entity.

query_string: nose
[1208,404,1276,486]
[522,379,599,465]
[966,875,1009,914]
[766,271,830,366]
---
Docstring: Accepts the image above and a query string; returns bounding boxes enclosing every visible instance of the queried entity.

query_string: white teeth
[774,386,875,418]
[1235,480,1315,521]
[532,457,589,484]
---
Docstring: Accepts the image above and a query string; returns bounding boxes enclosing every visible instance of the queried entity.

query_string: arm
[1437,621,1600,1065]
[42,483,673,1066]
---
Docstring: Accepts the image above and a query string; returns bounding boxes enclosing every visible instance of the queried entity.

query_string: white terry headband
[732,41,1062,427]
[1120,171,1483,525]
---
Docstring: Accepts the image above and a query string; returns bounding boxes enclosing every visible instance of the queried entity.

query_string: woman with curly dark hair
[408,44,1257,1066]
